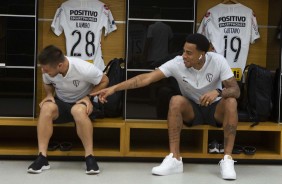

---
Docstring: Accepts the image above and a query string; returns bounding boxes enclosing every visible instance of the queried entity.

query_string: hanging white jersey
[197,3,260,80]
[51,0,117,70]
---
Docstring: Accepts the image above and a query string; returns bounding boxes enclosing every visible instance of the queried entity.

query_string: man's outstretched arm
[91,69,166,103]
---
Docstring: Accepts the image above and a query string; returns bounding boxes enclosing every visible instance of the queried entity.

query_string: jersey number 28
[71,30,95,57]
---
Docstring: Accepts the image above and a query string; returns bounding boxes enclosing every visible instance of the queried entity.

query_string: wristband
[216,88,222,97]
[86,94,93,100]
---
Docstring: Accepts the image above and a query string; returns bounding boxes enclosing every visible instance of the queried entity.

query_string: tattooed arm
[221,76,240,99]
[91,69,166,103]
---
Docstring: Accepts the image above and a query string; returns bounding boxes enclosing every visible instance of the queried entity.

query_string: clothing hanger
[222,0,239,4]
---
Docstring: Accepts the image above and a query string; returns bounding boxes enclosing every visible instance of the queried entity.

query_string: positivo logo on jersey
[218,16,246,28]
[70,10,98,22]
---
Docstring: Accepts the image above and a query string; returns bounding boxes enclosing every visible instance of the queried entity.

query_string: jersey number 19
[224,35,241,62]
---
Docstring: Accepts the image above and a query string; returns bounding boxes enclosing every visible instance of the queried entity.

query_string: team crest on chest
[73,80,80,87]
[206,73,213,82]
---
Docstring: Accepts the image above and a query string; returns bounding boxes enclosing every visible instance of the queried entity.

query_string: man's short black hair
[185,33,210,52]
[38,45,65,66]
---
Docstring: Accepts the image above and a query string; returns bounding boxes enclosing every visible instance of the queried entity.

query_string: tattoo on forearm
[222,89,236,98]
[222,77,240,98]
[128,77,139,89]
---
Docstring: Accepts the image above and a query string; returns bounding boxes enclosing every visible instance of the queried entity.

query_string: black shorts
[184,99,222,127]
[53,97,97,124]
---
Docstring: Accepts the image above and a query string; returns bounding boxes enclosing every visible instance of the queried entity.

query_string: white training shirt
[158,52,234,104]
[51,0,117,71]
[42,56,103,103]
[197,3,260,78]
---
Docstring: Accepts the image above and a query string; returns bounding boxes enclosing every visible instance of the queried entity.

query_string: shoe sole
[27,165,50,174]
[209,148,219,153]
[222,175,236,180]
[152,168,183,176]
[86,170,100,175]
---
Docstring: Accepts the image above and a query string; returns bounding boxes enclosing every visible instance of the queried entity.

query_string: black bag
[238,64,273,126]
[102,58,125,117]
[271,68,282,121]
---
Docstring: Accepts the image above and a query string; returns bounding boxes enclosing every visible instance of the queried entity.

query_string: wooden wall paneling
[41,21,66,52]
[239,0,268,25]
[38,0,65,19]
[37,20,44,53]
[247,28,268,67]
[266,28,281,70]
[101,24,126,63]
[36,67,43,117]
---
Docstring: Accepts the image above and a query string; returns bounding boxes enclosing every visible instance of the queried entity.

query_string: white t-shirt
[146,21,173,61]
[197,3,260,79]
[42,56,103,103]
[51,0,117,70]
[158,52,234,104]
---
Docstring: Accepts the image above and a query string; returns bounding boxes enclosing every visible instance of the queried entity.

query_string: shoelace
[86,156,98,170]
[159,155,174,166]
[34,155,45,164]
[29,155,47,169]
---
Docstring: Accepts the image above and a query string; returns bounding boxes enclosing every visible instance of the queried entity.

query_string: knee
[71,104,87,117]
[40,102,57,117]
[223,98,237,112]
[169,95,185,109]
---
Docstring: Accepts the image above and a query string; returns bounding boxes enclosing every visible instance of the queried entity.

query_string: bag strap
[240,64,250,85]
[103,58,125,73]
[238,64,250,95]
[247,106,259,127]
[245,64,260,127]
[103,58,117,73]
[239,64,259,127]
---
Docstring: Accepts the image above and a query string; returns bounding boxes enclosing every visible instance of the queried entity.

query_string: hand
[76,96,93,115]
[39,96,55,108]
[90,87,115,104]
[199,90,219,106]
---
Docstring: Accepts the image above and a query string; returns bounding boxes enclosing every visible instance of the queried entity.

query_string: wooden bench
[0,118,281,160]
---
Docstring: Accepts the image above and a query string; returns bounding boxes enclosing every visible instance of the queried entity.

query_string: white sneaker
[152,153,183,176]
[219,155,237,180]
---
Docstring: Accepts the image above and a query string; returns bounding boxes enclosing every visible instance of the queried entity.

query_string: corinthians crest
[206,73,213,82]
[73,80,80,87]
